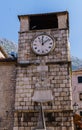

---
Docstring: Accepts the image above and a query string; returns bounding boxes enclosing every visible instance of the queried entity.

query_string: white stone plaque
[32,90,53,102]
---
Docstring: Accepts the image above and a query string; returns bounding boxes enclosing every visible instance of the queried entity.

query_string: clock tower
[14,11,74,130]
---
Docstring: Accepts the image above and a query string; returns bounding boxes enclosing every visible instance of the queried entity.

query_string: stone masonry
[14,11,74,130]
[0,61,16,130]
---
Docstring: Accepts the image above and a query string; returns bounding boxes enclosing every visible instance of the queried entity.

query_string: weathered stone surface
[32,90,53,102]
[46,127,54,130]
[14,11,74,130]
[0,62,16,130]
[13,127,19,130]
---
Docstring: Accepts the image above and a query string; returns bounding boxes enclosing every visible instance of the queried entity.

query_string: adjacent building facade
[0,59,16,130]
[0,39,17,130]
[72,69,82,115]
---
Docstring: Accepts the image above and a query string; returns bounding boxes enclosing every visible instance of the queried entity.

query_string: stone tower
[13,11,74,130]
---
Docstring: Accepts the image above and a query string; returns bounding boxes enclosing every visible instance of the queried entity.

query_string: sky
[0,0,82,58]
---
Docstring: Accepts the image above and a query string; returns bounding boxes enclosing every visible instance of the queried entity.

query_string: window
[79,93,82,101]
[80,111,82,116]
[78,76,82,83]
[30,14,58,30]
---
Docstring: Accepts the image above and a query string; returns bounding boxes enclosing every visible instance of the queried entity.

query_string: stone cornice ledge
[17,60,71,66]
[14,109,73,113]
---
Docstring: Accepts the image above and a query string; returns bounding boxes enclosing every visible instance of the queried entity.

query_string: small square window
[79,93,82,100]
[80,111,82,116]
[78,76,82,83]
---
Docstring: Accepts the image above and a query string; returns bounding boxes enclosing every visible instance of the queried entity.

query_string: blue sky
[0,0,82,58]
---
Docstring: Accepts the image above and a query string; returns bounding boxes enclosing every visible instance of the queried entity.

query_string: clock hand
[43,39,51,44]
[42,35,44,45]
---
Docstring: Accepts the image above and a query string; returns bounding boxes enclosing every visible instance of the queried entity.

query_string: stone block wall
[14,62,73,130]
[15,64,72,110]
[0,62,16,130]
[57,13,68,29]
[18,29,70,63]
[14,11,74,130]
[14,111,73,130]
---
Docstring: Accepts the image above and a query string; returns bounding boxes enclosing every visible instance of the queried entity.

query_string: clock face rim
[31,34,55,55]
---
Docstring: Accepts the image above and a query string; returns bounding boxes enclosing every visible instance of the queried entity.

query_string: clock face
[32,34,55,55]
